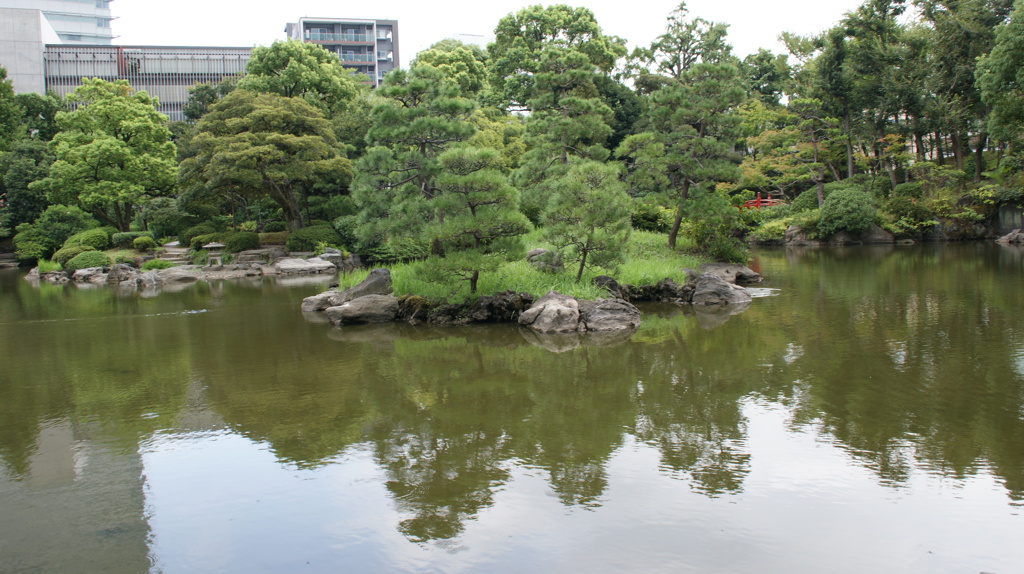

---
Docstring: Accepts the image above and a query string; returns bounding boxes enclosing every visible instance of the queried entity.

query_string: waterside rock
[301,268,392,312]
[324,294,400,325]
[695,262,762,285]
[577,298,642,332]
[518,291,580,333]
[997,228,1024,244]
[691,272,753,305]
[273,257,336,275]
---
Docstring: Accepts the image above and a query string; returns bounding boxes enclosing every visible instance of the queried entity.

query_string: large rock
[691,272,753,305]
[525,248,564,273]
[324,294,400,325]
[301,268,392,312]
[996,228,1024,244]
[318,249,362,273]
[695,262,762,285]
[274,257,337,275]
[157,268,199,283]
[71,267,106,283]
[518,291,580,333]
[784,225,823,246]
[106,263,141,285]
[577,298,642,332]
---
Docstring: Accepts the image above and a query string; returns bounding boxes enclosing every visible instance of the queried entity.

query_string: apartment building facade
[285,17,399,87]
[0,0,114,45]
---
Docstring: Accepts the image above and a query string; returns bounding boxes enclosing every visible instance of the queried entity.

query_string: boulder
[319,251,362,273]
[302,268,393,312]
[695,262,762,285]
[157,268,199,284]
[274,257,336,275]
[784,225,822,246]
[526,248,564,273]
[324,294,400,325]
[106,263,140,285]
[577,298,642,332]
[518,291,580,333]
[234,247,288,264]
[691,272,753,305]
[996,229,1024,244]
[465,291,533,323]
[593,275,630,299]
[71,267,106,283]
[627,278,692,304]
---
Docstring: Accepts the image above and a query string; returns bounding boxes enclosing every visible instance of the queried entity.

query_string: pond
[1,243,1022,573]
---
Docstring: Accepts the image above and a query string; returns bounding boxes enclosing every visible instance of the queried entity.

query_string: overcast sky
[113,0,865,61]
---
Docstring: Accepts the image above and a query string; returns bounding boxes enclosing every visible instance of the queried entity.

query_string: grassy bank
[336,230,704,302]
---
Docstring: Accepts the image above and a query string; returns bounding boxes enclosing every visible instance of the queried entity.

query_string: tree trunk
[915,132,926,163]
[951,130,964,171]
[575,249,588,283]
[974,132,987,183]
[845,111,854,179]
[935,132,945,165]
[666,179,690,250]
[469,270,479,293]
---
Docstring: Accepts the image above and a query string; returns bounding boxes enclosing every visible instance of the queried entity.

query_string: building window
[66,34,82,41]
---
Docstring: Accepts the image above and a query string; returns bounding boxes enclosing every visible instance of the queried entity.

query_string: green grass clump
[36,258,63,273]
[141,258,175,271]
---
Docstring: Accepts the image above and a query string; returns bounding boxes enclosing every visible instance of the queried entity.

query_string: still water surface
[1,244,1022,573]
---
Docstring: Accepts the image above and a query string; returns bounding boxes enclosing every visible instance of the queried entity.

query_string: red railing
[741,193,787,209]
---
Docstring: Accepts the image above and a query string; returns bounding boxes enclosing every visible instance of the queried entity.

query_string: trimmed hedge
[284,225,342,252]
[818,189,877,237]
[52,245,97,267]
[141,259,174,271]
[263,221,287,232]
[112,231,154,249]
[133,236,159,251]
[64,228,110,250]
[64,250,112,272]
[222,231,259,253]
[179,222,217,247]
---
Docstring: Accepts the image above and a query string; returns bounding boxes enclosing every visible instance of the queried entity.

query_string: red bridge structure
[741,192,787,209]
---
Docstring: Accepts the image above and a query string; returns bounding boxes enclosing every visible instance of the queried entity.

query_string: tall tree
[976,0,1024,151]
[29,79,176,232]
[413,40,490,99]
[238,40,359,115]
[0,67,21,151]
[180,91,351,232]
[488,4,626,107]
[351,67,477,251]
[619,3,746,249]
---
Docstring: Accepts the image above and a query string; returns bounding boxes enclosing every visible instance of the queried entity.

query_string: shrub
[133,236,159,251]
[884,197,933,224]
[263,221,287,232]
[190,233,221,252]
[818,189,877,237]
[53,245,97,267]
[791,187,828,212]
[112,231,154,249]
[179,222,217,246]
[190,249,209,265]
[13,204,98,260]
[141,258,174,271]
[284,225,343,252]
[64,228,111,250]
[892,182,924,199]
[112,251,142,266]
[258,231,289,245]
[221,231,259,253]
[332,215,359,251]
[237,220,258,232]
[632,201,673,233]
[749,218,790,243]
[64,250,112,272]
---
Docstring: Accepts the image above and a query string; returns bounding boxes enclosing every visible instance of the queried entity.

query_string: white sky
[113,0,865,61]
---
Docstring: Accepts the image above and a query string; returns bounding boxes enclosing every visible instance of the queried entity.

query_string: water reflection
[1,243,1023,569]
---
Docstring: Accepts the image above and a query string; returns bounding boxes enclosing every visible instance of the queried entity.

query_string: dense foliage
[3,0,1024,292]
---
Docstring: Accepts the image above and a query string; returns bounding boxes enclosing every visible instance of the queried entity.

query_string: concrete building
[285,17,399,87]
[0,0,114,45]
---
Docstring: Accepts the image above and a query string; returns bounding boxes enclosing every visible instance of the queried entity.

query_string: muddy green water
[1,244,1022,573]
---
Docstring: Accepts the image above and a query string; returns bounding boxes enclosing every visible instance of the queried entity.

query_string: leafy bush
[141,258,174,271]
[133,236,159,251]
[892,182,924,199]
[263,221,287,232]
[237,220,258,232]
[791,187,828,212]
[190,233,221,252]
[818,189,877,237]
[631,201,674,232]
[884,197,933,225]
[64,250,111,272]
[222,231,259,253]
[190,249,209,265]
[749,218,790,243]
[112,231,154,249]
[332,215,358,252]
[284,225,343,252]
[179,222,218,247]
[53,245,97,267]
[13,205,99,261]
[64,228,111,250]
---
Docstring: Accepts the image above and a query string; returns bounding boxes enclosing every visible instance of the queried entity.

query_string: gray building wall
[0,8,51,93]
[0,0,114,44]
